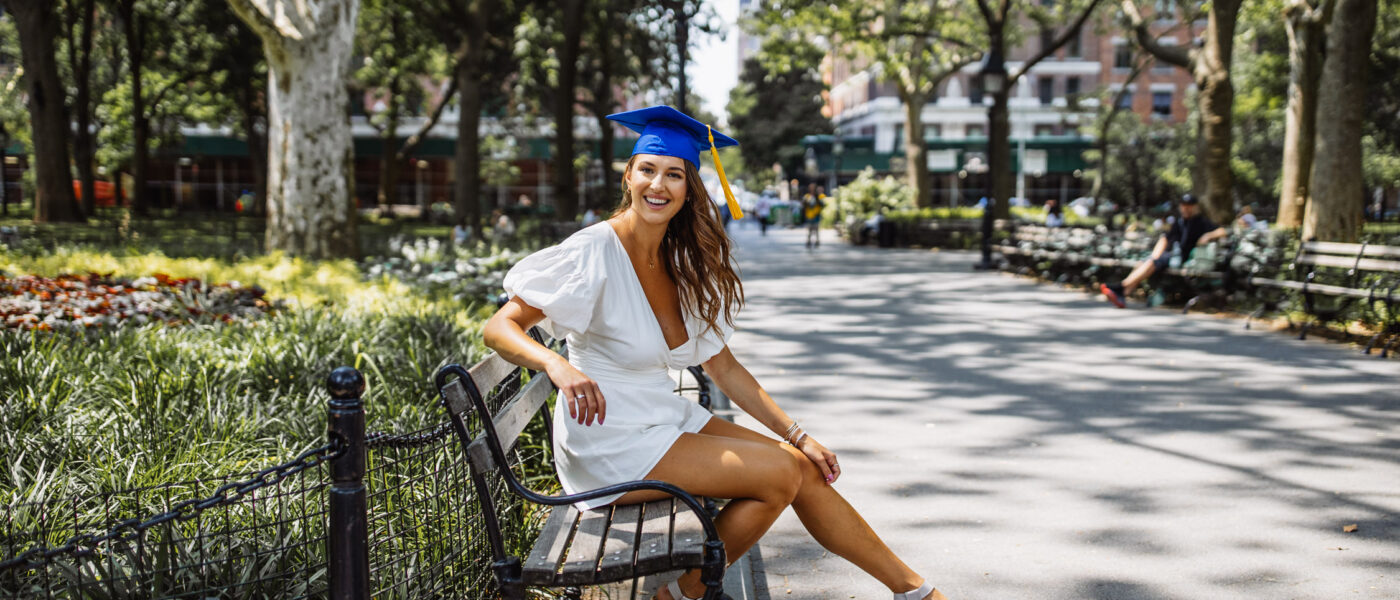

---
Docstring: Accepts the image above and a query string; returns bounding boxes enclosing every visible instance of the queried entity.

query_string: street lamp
[974,47,1007,271]
[978,47,1007,97]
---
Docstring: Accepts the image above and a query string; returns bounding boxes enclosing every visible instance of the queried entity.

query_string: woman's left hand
[797,436,840,484]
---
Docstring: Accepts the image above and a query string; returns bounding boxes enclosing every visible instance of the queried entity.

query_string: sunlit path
[724,224,1400,600]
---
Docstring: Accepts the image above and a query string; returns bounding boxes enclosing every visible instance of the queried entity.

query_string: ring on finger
[575,394,586,399]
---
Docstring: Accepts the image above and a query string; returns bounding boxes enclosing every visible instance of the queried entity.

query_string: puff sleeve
[691,317,735,365]
[502,229,607,338]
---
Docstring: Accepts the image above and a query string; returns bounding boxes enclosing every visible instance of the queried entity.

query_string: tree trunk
[552,0,584,220]
[1123,0,1241,224]
[377,77,402,213]
[988,86,1013,219]
[69,0,98,217]
[120,1,151,216]
[239,78,268,216]
[595,5,618,194]
[0,128,8,216]
[674,2,689,114]
[1090,64,1144,205]
[229,0,360,259]
[1306,0,1376,242]
[901,90,931,209]
[454,43,485,230]
[598,111,616,197]
[1193,0,1240,223]
[3,0,81,222]
[1277,0,1327,229]
[378,148,400,214]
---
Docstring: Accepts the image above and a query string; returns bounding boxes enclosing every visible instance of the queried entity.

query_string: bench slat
[1251,277,1380,298]
[522,505,581,585]
[1301,241,1400,258]
[597,503,643,580]
[1301,282,1379,298]
[469,352,519,396]
[635,499,674,573]
[1297,254,1400,273]
[466,373,557,472]
[669,502,708,570]
[1251,277,1308,291]
[559,506,613,585]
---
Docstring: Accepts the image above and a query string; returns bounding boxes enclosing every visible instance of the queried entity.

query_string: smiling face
[624,154,689,226]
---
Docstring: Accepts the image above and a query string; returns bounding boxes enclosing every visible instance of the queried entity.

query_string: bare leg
[1121,259,1157,295]
[619,418,947,600]
[614,428,802,599]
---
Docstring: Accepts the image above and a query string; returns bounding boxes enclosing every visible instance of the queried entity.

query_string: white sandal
[894,580,936,600]
[665,580,700,600]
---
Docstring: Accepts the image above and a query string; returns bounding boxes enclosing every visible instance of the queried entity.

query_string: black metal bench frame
[434,330,726,600]
[1249,241,1400,346]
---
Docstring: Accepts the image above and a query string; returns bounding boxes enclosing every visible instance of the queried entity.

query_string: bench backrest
[1297,241,1400,274]
[435,327,560,566]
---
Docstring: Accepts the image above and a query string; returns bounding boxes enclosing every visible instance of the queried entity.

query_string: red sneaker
[1100,283,1126,308]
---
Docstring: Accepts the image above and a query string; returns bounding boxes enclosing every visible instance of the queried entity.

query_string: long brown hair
[614,155,744,335]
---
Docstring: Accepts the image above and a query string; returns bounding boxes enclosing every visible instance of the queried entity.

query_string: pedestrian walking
[483,105,949,600]
[756,192,773,236]
[804,187,826,248]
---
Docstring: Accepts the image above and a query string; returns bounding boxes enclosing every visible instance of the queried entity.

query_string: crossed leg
[614,418,945,600]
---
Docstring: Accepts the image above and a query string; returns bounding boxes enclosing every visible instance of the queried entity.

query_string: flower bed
[0,273,279,330]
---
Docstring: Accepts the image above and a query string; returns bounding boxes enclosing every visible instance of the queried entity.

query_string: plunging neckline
[603,221,692,353]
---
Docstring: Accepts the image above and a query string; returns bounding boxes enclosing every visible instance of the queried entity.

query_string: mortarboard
[606,105,744,219]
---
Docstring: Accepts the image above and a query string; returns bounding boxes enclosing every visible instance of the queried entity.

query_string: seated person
[1044,199,1064,228]
[1100,194,1228,308]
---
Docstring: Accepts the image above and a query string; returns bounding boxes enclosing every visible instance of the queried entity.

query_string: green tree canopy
[727,54,829,180]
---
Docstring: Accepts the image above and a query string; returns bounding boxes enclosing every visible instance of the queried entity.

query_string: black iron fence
[1,363,554,599]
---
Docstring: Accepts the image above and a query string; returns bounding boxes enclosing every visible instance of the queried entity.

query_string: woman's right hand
[546,357,606,426]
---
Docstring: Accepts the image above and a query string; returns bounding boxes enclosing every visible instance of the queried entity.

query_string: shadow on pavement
[726,226,1400,600]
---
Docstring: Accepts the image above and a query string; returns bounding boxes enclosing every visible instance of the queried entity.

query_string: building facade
[812,10,1196,208]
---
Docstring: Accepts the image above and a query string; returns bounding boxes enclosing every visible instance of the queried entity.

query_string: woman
[483,106,948,600]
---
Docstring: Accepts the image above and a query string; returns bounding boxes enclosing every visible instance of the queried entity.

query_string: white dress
[502,221,733,510]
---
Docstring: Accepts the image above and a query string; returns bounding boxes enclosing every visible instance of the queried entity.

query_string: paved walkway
[722,223,1400,600]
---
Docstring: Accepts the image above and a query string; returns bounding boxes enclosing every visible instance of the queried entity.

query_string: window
[1117,91,1134,110]
[1067,31,1082,58]
[1034,124,1057,137]
[1040,29,1056,55]
[1154,0,1176,19]
[1066,76,1081,98]
[1039,77,1054,105]
[969,77,984,105]
[966,124,986,137]
[1152,91,1172,117]
[923,124,943,140]
[1114,42,1133,70]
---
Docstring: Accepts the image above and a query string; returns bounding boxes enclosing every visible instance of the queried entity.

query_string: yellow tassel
[707,125,744,220]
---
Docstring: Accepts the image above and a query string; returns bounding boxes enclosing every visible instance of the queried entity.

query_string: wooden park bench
[1248,240,1400,346]
[996,225,1126,284]
[434,329,727,600]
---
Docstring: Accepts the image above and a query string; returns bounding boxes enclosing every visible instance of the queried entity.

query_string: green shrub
[832,167,915,223]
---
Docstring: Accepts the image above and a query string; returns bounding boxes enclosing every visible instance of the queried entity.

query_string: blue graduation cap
[606,105,744,219]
